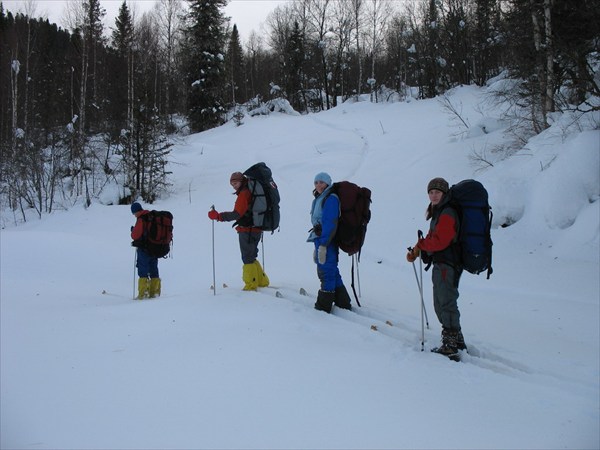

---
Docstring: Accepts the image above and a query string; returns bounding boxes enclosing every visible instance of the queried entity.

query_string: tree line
[1,0,598,223]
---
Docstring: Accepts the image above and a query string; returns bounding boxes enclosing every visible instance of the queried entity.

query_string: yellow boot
[253,260,270,287]
[242,263,259,291]
[137,277,149,299]
[149,278,161,298]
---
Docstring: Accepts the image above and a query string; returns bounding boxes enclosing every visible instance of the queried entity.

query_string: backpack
[329,181,372,258]
[446,179,493,278]
[138,210,174,258]
[242,162,280,232]
[323,181,372,307]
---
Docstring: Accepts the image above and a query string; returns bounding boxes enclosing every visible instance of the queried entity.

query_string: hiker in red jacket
[208,172,269,291]
[406,177,467,357]
[131,202,161,299]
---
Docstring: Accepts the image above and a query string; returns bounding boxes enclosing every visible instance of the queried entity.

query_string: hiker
[406,177,467,356]
[131,202,161,299]
[307,172,352,313]
[208,171,269,291]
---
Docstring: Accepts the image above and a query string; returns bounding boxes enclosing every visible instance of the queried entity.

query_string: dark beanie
[427,177,449,194]
[131,202,143,214]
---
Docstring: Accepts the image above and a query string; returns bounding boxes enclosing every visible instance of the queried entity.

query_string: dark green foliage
[181,0,228,132]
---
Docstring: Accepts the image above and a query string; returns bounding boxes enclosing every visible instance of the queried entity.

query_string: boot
[314,290,335,313]
[253,260,270,287]
[334,285,352,310]
[242,263,259,291]
[431,328,459,356]
[137,277,149,300]
[149,278,161,298]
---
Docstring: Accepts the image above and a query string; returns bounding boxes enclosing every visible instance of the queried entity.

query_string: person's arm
[317,195,339,247]
[417,212,457,252]
[131,217,145,240]
[219,189,251,222]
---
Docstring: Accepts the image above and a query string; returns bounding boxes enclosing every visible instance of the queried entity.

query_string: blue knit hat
[314,172,332,186]
[131,202,143,214]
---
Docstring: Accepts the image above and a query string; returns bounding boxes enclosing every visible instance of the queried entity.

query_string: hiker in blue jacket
[307,172,352,313]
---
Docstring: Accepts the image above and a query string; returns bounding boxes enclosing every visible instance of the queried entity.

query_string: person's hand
[406,245,420,263]
[318,245,327,264]
[208,209,220,221]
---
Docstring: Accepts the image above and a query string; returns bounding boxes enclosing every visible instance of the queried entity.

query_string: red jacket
[219,187,262,233]
[131,210,150,241]
[418,211,458,254]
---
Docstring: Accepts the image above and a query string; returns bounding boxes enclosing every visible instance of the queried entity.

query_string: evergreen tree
[225,24,246,105]
[284,21,306,112]
[109,1,133,140]
[181,0,228,132]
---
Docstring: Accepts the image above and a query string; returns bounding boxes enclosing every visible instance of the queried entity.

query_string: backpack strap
[350,255,362,307]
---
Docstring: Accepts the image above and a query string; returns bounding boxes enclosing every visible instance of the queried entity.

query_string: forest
[0,0,598,222]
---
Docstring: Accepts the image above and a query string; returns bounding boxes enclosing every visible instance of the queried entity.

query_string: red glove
[208,209,220,221]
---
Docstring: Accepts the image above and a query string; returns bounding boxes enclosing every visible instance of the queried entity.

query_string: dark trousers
[432,263,462,330]
[136,248,159,278]
[239,231,262,264]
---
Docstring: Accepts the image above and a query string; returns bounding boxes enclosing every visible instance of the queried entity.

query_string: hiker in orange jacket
[208,172,269,291]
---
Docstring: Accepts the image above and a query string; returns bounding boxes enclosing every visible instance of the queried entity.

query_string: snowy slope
[1,85,599,449]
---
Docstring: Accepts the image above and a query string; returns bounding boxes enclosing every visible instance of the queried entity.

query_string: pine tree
[109,1,133,140]
[181,0,228,132]
[225,24,246,105]
[284,21,306,112]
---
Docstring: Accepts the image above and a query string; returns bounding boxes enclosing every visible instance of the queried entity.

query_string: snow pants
[238,231,262,264]
[136,248,159,278]
[432,262,463,331]
[314,243,344,292]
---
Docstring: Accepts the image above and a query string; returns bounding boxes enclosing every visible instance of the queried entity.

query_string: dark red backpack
[140,210,173,258]
[329,181,372,258]
[325,182,372,307]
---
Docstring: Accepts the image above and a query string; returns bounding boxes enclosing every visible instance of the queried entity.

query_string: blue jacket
[307,186,339,248]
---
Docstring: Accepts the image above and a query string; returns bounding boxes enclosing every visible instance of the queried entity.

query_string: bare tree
[349,0,365,96]
[153,0,184,118]
[364,0,392,102]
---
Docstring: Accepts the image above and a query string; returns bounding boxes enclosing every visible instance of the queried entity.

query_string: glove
[406,245,420,263]
[208,209,220,221]
[318,245,327,264]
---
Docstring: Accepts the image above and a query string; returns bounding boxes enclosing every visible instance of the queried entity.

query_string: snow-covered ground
[1,85,599,449]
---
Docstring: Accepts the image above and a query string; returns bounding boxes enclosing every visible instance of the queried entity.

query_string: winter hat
[314,172,332,186]
[427,177,449,194]
[230,172,245,183]
[131,202,143,214]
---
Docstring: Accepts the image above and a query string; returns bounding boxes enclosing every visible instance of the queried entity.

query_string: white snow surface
[1,85,599,449]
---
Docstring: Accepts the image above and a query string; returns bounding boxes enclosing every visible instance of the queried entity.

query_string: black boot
[314,290,335,313]
[432,328,459,356]
[456,329,467,351]
[334,285,352,311]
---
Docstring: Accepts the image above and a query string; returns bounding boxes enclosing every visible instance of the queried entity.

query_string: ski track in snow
[253,284,594,393]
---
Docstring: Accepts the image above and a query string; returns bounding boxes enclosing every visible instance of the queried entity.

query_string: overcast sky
[2,0,288,42]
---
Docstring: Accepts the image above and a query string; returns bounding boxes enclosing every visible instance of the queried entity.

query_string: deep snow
[1,85,599,449]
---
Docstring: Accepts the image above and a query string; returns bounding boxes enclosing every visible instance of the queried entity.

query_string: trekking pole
[354,254,362,297]
[417,230,430,329]
[418,253,430,329]
[261,234,265,270]
[133,249,137,300]
[211,205,216,296]
[410,256,425,352]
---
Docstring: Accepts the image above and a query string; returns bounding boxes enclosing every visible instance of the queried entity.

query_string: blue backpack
[447,180,493,278]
